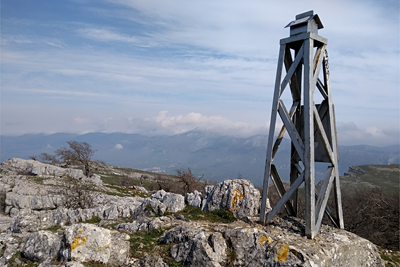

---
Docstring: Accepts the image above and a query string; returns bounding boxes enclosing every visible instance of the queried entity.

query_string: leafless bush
[39,153,59,165]
[176,168,205,195]
[59,183,95,210]
[150,169,206,195]
[56,141,96,177]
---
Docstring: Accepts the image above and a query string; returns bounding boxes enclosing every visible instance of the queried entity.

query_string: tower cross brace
[260,11,344,239]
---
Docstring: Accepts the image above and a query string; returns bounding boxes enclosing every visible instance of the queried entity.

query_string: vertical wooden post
[303,38,316,238]
[260,44,286,224]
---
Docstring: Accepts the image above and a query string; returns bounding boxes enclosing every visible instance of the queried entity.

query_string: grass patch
[104,185,136,197]
[7,251,39,267]
[26,176,49,184]
[82,261,108,267]
[129,227,174,259]
[80,216,101,224]
[44,225,63,232]
[178,206,236,223]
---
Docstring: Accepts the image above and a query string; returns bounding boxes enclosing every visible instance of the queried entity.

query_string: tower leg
[260,44,286,224]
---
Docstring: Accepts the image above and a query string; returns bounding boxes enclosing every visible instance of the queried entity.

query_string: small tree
[176,168,204,195]
[56,141,96,177]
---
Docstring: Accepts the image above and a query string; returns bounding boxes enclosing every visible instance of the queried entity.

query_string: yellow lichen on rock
[275,243,289,262]
[259,235,273,247]
[71,235,87,251]
[229,189,244,212]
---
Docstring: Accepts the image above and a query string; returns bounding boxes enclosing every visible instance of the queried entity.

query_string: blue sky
[1,0,399,146]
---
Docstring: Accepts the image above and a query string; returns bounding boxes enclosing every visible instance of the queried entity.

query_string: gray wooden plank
[278,101,305,162]
[323,48,344,229]
[267,172,304,222]
[270,164,296,216]
[260,44,286,224]
[280,32,327,46]
[303,38,316,239]
[316,79,328,99]
[280,45,304,97]
[284,46,301,101]
[315,167,333,217]
[313,105,335,164]
[272,102,299,160]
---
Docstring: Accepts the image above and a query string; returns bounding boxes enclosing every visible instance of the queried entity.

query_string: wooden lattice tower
[260,11,344,239]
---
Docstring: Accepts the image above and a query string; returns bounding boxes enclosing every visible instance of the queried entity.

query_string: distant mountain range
[1,129,399,186]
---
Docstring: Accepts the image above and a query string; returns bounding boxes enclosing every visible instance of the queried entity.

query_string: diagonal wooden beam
[316,78,328,99]
[270,164,296,216]
[315,167,334,217]
[272,102,299,160]
[284,46,301,101]
[280,44,304,97]
[315,188,340,229]
[313,105,335,164]
[313,45,326,83]
[278,100,305,162]
[267,172,304,222]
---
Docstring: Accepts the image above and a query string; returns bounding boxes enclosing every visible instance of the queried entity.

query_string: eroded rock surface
[202,179,268,218]
[59,223,129,266]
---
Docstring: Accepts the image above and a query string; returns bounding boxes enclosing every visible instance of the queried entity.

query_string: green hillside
[341,164,399,194]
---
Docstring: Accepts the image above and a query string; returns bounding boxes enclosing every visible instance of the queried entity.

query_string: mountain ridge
[1,130,399,186]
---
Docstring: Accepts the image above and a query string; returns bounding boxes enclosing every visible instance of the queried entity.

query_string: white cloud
[115,144,123,149]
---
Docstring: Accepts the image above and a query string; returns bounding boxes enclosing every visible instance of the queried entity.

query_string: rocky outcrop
[159,225,227,267]
[185,190,203,208]
[59,223,130,266]
[22,231,61,262]
[159,216,384,267]
[0,159,386,267]
[202,179,268,218]
[150,190,185,212]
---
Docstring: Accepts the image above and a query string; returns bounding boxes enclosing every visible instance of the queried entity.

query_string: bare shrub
[39,153,59,165]
[59,183,95,210]
[56,141,96,177]
[175,168,204,195]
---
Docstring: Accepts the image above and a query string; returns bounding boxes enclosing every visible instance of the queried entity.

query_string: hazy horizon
[1,1,399,147]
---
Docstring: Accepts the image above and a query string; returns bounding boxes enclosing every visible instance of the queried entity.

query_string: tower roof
[285,10,323,30]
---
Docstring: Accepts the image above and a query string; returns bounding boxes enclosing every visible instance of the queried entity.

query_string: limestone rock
[159,225,227,267]
[115,216,175,233]
[150,190,185,212]
[185,190,203,208]
[21,230,61,262]
[59,223,129,266]
[132,198,167,218]
[131,254,168,267]
[202,179,265,218]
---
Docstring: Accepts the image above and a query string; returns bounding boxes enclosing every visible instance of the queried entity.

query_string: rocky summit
[0,158,384,266]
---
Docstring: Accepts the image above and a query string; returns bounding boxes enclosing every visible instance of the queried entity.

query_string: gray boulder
[132,198,167,218]
[21,231,61,262]
[202,179,266,218]
[59,223,129,266]
[185,190,203,208]
[150,190,185,212]
[159,225,227,267]
[131,254,168,267]
[115,216,175,233]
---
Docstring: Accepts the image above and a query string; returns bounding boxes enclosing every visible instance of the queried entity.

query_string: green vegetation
[343,164,399,194]
[44,225,63,232]
[80,216,101,224]
[177,206,236,223]
[169,261,186,267]
[379,248,400,267]
[7,252,39,267]
[129,227,174,258]
[82,261,108,267]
